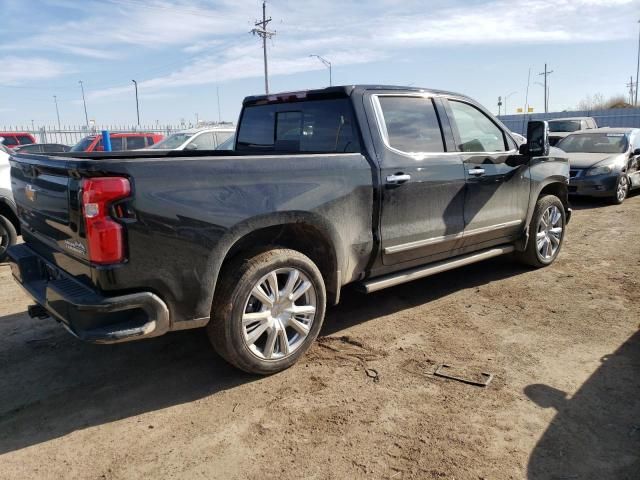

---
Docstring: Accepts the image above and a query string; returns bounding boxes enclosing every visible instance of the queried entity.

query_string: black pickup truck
[8,85,570,374]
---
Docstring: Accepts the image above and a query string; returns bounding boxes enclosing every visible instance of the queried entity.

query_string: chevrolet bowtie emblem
[25,184,37,202]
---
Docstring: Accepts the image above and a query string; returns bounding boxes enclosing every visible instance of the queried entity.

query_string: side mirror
[184,143,198,151]
[633,148,640,156]
[521,121,549,157]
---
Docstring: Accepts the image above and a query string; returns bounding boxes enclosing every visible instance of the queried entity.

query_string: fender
[192,210,345,323]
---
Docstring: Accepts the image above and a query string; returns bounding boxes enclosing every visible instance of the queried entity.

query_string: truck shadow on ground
[0,255,531,454]
[525,330,640,479]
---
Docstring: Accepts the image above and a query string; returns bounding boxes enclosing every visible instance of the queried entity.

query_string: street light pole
[635,19,640,106]
[53,95,61,130]
[310,54,332,86]
[78,80,89,127]
[132,79,140,126]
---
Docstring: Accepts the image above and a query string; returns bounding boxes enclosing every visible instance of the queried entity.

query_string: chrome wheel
[242,267,317,361]
[616,176,628,203]
[536,205,563,260]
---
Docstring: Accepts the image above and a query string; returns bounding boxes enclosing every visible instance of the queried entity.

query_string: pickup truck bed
[8,85,570,374]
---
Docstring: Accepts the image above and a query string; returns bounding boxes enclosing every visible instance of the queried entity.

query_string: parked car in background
[0,132,37,150]
[216,134,235,150]
[13,143,71,154]
[0,143,19,261]
[557,127,640,204]
[548,117,597,146]
[7,85,570,375]
[70,132,164,152]
[147,127,235,151]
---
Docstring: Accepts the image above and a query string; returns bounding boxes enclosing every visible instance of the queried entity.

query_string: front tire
[0,215,17,262]
[207,248,326,375]
[611,174,629,205]
[516,195,566,268]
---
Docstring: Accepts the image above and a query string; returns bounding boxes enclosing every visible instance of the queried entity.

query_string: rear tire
[207,248,326,375]
[516,195,566,268]
[0,214,17,263]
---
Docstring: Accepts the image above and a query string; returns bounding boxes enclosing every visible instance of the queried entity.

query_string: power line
[251,1,276,94]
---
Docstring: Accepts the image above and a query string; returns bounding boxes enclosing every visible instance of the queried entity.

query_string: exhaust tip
[28,304,49,319]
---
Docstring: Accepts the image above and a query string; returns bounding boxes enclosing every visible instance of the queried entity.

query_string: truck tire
[0,214,17,263]
[516,194,566,268]
[207,248,327,375]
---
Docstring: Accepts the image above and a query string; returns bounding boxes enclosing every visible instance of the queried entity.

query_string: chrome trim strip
[384,220,522,254]
[363,245,515,293]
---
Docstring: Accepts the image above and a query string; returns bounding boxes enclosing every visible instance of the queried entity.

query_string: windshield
[70,137,95,152]
[556,133,628,154]
[149,133,193,149]
[548,120,582,133]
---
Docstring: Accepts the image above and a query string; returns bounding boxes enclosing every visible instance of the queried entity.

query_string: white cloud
[86,0,640,100]
[0,57,67,85]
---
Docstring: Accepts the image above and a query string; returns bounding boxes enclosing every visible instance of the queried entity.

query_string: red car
[0,132,37,150]
[70,132,164,152]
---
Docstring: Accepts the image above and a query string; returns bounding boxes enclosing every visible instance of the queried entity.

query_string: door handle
[468,167,485,176]
[386,173,411,184]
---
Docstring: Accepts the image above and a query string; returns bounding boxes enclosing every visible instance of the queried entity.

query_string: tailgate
[10,154,88,260]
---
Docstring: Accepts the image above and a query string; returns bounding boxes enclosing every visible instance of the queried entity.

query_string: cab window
[449,100,506,152]
[376,96,444,153]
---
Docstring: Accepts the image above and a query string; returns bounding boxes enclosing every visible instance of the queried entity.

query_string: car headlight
[586,165,613,176]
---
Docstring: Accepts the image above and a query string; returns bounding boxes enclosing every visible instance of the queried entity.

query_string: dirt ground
[1,194,639,480]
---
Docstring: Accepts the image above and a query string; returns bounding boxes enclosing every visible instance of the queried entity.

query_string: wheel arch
[0,197,20,235]
[198,212,344,322]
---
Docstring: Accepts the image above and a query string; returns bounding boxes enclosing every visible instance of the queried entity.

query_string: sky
[0,0,639,128]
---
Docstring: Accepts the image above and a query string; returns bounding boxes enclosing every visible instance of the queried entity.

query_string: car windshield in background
[557,133,628,154]
[149,133,193,149]
[70,137,94,152]
[548,120,582,132]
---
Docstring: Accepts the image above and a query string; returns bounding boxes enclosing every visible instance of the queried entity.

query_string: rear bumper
[7,243,170,343]
[568,174,617,197]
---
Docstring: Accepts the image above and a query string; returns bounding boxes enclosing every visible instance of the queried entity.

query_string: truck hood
[567,153,626,169]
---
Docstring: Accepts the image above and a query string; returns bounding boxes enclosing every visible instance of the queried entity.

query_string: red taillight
[81,177,131,264]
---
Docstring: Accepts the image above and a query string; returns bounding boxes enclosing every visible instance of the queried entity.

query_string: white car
[0,142,19,261]
[147,127,235,151]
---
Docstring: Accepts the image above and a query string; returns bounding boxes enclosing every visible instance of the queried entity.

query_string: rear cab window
[236,98,360,154]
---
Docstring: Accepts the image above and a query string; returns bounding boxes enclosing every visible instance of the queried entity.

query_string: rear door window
[18,135,33,145]
[376,96,444,153]
[125,136,146,150]
[96,137,124,151]
[189,132,216,150]
[236,98,360,153]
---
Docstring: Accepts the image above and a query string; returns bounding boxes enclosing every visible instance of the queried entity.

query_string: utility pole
[132,79,140,126]
[78,80,89,127]
[251,1,276,94]
[538,63,553,113]
[627,76,636,104]
[310,54,332,86]
[53,95,61,130]
[497,96,502,116]
[635,19,640,105]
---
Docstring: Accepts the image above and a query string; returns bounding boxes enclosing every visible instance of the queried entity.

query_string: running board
[360,245,515,293]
